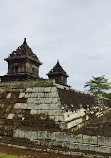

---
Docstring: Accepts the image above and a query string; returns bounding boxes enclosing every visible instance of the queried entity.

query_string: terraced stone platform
[0,79,111,157]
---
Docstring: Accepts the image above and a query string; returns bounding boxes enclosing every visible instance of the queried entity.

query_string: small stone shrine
[0,38,42,82]
[47,60,69,86]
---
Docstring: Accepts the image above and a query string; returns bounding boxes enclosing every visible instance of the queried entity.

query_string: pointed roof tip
[23,38,27,44]
[47,60,69,77]
[57,59,59,64]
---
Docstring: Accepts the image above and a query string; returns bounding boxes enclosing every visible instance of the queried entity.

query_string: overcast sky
[0,0,111,91]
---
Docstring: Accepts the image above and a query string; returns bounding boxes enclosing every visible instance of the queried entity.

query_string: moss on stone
[0,79,55,88]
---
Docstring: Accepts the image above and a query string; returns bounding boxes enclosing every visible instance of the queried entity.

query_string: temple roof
[47,60,69,77]
[5,38,42,65]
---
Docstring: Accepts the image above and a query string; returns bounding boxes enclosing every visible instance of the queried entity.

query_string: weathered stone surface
[30,131,37,140]
[82,135,98,145]
[24,131,31,139]
[13,129,111,155]
[1,80,111,156]
[7,113,14,119]
[6,93,12,98]
[19,93,25,98]
[98,136,111,147]
[30,109,38,115]
[18,129,25,138]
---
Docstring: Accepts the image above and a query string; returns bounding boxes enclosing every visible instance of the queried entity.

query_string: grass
[0,154,24,158]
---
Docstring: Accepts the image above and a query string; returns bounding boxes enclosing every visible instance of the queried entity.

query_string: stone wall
[0,80,111,131]
[12,129,111,155]
[0,80,111,157]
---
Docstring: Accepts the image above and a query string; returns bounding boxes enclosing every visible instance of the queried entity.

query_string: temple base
[0,73,39,82]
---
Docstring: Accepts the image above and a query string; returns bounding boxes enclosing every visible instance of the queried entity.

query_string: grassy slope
[0,153,23,158]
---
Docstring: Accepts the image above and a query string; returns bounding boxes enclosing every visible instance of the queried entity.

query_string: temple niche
[47,60,69,86]
[0,38,42,82]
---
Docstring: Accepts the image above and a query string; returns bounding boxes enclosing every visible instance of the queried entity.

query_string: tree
[84,75,111,94]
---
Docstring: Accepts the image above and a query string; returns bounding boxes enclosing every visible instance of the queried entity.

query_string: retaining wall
[13,129,111,155]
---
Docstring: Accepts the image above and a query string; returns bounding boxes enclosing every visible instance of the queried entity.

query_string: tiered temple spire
[47,60,69,86]
[0,38,42,82]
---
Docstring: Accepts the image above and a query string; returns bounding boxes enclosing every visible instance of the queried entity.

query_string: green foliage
[0,154,23,158]
[102,93,111,100]
[84,75,111,94]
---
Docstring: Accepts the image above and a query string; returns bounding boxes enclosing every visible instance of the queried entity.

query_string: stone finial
[57,59,59,64]
[23,38,27,44]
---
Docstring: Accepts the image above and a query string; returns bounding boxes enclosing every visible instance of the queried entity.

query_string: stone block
[59,121,67,129]
[30,109,38,115]
[48,92,59,98]
[27,103,35,109]
[49,115,55,120]
[49,104,59,110]
[14,103,21,109]
[51,87,57,92]
[30,93,38,98]
[32,87,44,93]
[61,142,69,148]
[71,134,83,143]
[35,140,41,145]
[70,151,81,156]
[55,132,69,142]
[19,93,25,98]
[68,133,75,143]
[68,143,79,150]
[98,136,111,147]
[34,98,45,104]
[67,118,83,129]
[44,87,51,92]
[27,98,35,103]
[46,131,56,140]
[24,131,31,139]
[88,144,111,154]
[37,109,47,115]
[18,130,25,138]
[44,98,52,104]
[54,115,64,121]
[46,110,61,116]
[44,93,50,98]
[82,135,97,145]
[30,131,37,140]
[78,143,91,151]
[41,131,48,139]
[6,93,12,98]
[7,113,14,119]
[19,103,28,109]
[40,104,49,110]
[46,140,53,147]
[37,93,45,98]
[33,104,40,110]
[40,139,46,146]
[53,140,63,147]
[26,88,33,93]
[52,98,59,104]
[24,93,30,98]
[37,131,46,139]
[34,104,48,110]
[13,129,19,138]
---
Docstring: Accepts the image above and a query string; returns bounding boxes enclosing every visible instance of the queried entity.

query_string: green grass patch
[0,153,24,158]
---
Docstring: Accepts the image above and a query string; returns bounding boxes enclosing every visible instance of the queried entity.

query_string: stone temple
[47,60,69,86]
[0,38,42,82]
[0,38,68,87]
[0,39,111,157]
